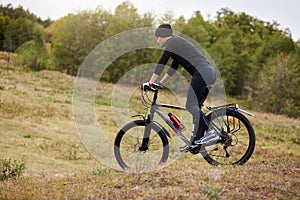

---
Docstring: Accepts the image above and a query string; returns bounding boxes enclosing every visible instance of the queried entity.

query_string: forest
[0,1,299,118]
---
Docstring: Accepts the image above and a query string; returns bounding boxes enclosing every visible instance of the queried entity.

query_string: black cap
[155,24,173,37]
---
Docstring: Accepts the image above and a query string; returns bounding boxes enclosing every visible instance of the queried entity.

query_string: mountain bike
[114,82,256,171]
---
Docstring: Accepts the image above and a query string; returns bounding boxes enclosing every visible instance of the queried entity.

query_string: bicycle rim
[202,109,255,165]
[114,120,169,172]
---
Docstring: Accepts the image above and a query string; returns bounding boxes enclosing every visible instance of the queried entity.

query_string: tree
[103,1,141,37]
[207,8,298,97]
[14,23,48,70]
[158,12,175,25]
[174,11,211,48]
[0,4,53,51]
[100,1,156,82]
[208,35,237,95]
[0,16,5,49]
[2,18,34,52]
[51,8,111,74]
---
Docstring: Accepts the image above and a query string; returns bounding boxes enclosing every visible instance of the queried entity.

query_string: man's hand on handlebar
[141,82,163,91]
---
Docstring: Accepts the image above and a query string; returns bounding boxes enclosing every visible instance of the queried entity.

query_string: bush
[253,53,300,118]
[0,159,26,181]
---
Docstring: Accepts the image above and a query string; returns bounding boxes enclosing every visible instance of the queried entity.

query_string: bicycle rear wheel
[202,109,255,165]
[114,120,169,172]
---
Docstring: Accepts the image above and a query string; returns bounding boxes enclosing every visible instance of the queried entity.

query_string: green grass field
[0,63,299,199]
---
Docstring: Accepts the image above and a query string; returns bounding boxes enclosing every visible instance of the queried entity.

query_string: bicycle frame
[138,89,191,147]
[137,85,254,151]
[152,104,191,145]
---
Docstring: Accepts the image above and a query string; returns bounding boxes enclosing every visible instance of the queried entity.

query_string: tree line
[0,2,299,117]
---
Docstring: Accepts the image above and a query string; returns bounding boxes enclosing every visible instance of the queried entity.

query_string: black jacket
[154,35,210,76]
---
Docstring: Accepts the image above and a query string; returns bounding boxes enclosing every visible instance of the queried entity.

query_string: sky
[2,0,300,41]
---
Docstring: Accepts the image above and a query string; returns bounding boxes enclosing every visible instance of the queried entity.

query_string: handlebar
[141,82,163,92]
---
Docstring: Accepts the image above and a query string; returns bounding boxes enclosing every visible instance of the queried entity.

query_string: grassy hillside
[0,63,299,199]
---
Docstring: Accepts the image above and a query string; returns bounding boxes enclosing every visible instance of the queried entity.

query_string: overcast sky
[2,0,300,41]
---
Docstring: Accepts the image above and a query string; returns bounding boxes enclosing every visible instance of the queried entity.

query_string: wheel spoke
[203,109,255,165]
[114,120,169,172]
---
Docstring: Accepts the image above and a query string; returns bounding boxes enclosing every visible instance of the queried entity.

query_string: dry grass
[0,64,299,199]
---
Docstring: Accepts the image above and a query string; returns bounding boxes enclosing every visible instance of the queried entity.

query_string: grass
[0,63,299,199]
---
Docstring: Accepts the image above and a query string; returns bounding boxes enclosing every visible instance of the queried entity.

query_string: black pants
[185,65,216,142]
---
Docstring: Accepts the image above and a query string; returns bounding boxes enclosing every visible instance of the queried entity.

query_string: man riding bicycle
[149,23,219,152]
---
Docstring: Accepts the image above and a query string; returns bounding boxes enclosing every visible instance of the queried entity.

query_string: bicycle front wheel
[202,109,256,165]
[114,120,169,172]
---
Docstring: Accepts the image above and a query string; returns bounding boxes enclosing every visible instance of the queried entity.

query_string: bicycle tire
[114,120,169,172]
[202,109,256,165]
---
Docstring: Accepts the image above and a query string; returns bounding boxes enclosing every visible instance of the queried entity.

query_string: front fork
[138,114,153,151]
[139,125,151,151]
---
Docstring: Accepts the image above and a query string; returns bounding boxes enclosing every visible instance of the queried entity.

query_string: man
[149,23,219,152]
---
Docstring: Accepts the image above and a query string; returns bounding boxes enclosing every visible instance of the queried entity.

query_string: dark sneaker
[194,130,220,146]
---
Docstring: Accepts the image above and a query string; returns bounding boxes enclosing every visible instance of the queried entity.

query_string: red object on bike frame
[168,112,185,131]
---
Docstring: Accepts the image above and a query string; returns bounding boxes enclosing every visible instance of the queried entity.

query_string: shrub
[0,159,26,181]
